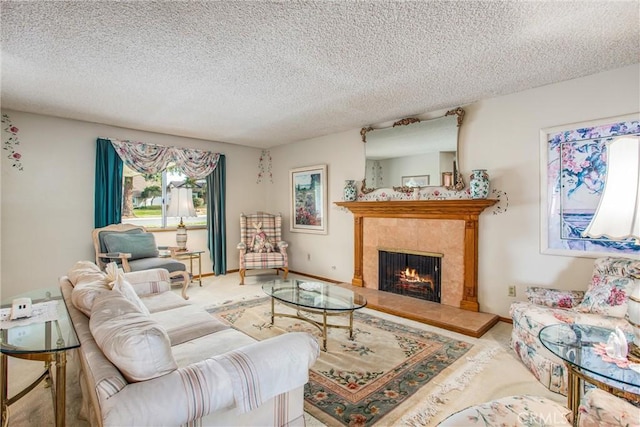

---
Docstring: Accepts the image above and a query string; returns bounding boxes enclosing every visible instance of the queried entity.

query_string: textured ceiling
[1,1,639,148]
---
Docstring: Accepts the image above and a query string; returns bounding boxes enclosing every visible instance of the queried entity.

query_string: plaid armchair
[237,212,289,285]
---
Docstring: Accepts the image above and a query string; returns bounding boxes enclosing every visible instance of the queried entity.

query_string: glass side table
[0,287,79,427]
[539,323,640,425]
[159,248,205,286]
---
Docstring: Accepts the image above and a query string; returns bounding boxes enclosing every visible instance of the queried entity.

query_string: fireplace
[335,199,497,311]
[378,250,441,303]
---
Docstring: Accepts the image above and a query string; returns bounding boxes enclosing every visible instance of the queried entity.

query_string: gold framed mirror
[361,108,465,194]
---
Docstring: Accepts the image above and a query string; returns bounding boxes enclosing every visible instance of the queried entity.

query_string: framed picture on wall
[290,164,327,234]
[540,113,640,257]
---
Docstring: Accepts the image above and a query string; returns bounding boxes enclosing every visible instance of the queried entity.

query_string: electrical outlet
[508,285,516,297]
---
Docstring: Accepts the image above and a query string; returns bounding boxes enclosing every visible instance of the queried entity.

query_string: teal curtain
[207,154,226,275]
[95,138,123,227]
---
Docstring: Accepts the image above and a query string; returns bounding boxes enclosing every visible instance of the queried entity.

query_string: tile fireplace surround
[336,199,497,312]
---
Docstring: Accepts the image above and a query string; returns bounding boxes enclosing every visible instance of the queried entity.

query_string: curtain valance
[108,138,220,179]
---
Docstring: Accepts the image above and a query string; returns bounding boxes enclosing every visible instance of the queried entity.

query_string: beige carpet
[210,297,495,426]
[3,271,565,426]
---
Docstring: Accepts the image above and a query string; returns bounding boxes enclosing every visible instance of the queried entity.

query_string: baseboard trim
[499,316,512,324]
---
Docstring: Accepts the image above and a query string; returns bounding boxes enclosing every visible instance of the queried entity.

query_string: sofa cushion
[150,305,230,346]
[141,292,191,313]
[103,233,159,260]
[574,275,637,318]
[90,291,177,382]
[128,257,186,273]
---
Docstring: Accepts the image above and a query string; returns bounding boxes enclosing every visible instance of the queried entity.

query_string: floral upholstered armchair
[237,212,288,285]
[437,389,639,426]
[510,257,640,395]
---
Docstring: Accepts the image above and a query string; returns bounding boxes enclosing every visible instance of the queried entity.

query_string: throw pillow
[526,287,585,309]
[103,233,159,260]
[90,291,177,382]
[574,275,637,318]
[71,279,111,317]
[106,263,151,316]
[67,260,107,286]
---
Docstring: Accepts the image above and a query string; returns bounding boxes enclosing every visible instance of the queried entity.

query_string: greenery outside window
[121,165,207,229]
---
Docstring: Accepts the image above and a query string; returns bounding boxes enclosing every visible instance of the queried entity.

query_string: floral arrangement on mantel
[355,185,509,215]
[1,114,23,170]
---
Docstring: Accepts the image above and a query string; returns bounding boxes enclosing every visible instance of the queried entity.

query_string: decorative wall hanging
[290,164,327,234]
[256,149,273,184]
[490,189,509,215]
[1,114,23,170]
[540,113,640,257]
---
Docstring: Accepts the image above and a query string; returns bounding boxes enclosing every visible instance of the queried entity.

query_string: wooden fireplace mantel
[335,199,497,312]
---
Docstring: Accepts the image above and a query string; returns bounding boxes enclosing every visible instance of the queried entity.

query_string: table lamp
[167,187,196,251]
[582,135,640,358]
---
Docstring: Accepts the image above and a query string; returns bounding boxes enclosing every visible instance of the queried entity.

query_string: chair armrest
[98,252,132,272]
[526,286,585,309]
[102,332,320,426]
[100,252,132,259]
[237,242,246,253]
[214,332,319,413]
[278,241,288,249]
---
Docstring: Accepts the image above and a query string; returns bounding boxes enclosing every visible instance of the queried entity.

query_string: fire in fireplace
[378,249,441,303]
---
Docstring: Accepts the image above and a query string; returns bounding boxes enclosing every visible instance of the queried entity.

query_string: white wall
[463,64,640,317]
[0,111,265,298]
[270,63,640,317]
[269,131,364,282]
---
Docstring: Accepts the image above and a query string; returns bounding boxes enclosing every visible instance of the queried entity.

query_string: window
[121,165,207,229]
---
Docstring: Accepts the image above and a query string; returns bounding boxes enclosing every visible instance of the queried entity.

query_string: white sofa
[61,261,320,427]
[510,257,639,395]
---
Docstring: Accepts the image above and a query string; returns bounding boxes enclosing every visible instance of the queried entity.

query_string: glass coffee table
[539,323,640,425]
[1,286,80,427]
[262,279,367,351]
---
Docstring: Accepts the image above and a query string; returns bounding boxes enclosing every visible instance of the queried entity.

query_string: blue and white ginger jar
[470,169,490,199]
[343,180,358,201]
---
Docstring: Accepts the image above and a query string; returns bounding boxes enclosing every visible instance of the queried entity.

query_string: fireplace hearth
[378,249,441,303]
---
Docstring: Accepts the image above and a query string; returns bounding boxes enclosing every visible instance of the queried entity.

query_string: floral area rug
[208,297,479,426]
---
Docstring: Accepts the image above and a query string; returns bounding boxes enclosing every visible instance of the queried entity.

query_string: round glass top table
[262,279,367,351]
[539,323,640,424]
